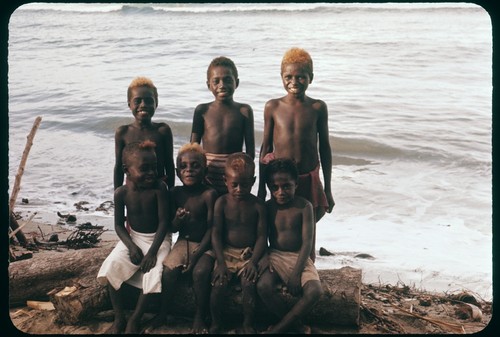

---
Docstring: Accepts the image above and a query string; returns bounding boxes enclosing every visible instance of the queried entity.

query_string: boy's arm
[243,105,255,159]
[163,124,175,189]
[211,197,231,285]
[113,127,126,190]
[250,201,267,266]
[258,101,275,199]
[114,187,142,265]
[196,189,218,255]
[141,183,170,272]
[317,101,334,212]
[190,104,205,144]
[289,201,315,295]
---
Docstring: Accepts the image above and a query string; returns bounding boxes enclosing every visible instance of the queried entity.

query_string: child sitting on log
[257,158,324,334]
[209,152,267,333]
[146,142,218,334]
[97,140,171,334]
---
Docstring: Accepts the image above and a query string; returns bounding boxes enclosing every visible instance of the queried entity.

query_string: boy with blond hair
[115,76,175,190]
[258,48,335,262]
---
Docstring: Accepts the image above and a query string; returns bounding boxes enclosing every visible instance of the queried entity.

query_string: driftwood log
[9,245,361,326]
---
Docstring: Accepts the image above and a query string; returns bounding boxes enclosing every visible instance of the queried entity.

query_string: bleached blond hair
[176,142,207,167]
[225,152,255,176]
[127,76,158,103]
[281,47,313,77]
[122,140,156,165]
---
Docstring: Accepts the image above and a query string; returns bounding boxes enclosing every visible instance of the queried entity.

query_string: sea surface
[7,3,493,299]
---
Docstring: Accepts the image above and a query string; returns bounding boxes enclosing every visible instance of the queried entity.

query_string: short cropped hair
[122,140,156,165]
[207,56,239,80]
[176,142,207,167]
[225,152,255,176]
[281,47,313,77]
[264,158,299,185]
[127,76,159,104]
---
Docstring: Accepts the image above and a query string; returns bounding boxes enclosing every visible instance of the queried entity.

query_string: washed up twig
[9,212,37,239]
[391,303,465,333]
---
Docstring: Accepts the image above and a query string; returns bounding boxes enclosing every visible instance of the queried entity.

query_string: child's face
[125,150,158,188]
[128,86,157,123]
[268,172,297,205]
[281,63,312,96]
[224,169,255,201]
[176,152,206,187]
[207,66,239,101]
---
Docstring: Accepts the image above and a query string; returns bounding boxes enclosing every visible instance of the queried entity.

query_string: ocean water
[7,3,492,299]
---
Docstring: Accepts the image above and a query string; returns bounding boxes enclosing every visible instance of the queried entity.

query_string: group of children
[96,47,335,334]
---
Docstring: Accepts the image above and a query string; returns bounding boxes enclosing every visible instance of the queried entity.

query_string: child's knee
[304,280,323,301]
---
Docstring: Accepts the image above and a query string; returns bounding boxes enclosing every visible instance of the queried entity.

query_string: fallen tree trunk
[9,245,113,307]
[9,245,361,326]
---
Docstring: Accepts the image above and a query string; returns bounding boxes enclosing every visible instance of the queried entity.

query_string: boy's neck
[213,97,234,106]
[133,119,153,129]
[285,92,307,102]
[182,183,204,192]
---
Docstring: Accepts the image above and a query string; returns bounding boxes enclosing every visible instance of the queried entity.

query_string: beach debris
[354,253,375,260]
[95,200,114,213]
[22,198,29,204]
[57,212,77,224]
[319,247,334,256]
[74,201,90,211]
[418,296,433,307]
[33,222,106,250]
[449,291,481,308]
[63,223,106,249]
[454,303,482,322]
[26,300,55,311]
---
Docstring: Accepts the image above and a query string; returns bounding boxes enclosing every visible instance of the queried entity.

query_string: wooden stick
[9,212,37,239]
[9,116,42,212]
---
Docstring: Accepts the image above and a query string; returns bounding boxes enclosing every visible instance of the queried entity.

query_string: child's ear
[309,72,314,84]
[122,164,129,175]
[235,78,240,88]
[206,80,210,90]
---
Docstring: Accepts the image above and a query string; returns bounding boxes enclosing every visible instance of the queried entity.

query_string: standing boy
[147,143,217,334]
[257,158,324,334]
[115,76,175,190]
[191,56,255,195]
[258,47,335,262]
[97,140,172,334]
[210,153,267,333]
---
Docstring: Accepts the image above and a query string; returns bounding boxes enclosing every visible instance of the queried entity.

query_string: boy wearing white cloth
[97,140,171,334]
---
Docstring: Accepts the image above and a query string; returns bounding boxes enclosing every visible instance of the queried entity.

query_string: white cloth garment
[97,228,172,294]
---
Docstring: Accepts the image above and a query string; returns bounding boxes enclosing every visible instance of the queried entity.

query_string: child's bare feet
[191,316,208,334]
[237,325,256,334]
[208,323,223,334]
[105,318,126,334]
[124,317,141,334]
[143,313,168,333]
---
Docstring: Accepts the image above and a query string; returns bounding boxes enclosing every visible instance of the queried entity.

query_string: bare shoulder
[114,184,127,198]
[293,195,313,211]
[309,97,328,111]
[237,102,253,115]
[264,98,281,110]
[153,121,172,134]
[115,124,130,137]
[203,186,218,198]
[194,102,211,114]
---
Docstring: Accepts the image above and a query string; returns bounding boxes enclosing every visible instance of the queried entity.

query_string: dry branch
[9,116,42,212]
